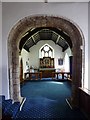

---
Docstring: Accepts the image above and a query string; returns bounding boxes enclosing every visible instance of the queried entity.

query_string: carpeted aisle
[14,81,87,120]
[20,81,71,100]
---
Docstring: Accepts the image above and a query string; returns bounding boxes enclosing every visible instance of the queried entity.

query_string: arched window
[40,44,53,58]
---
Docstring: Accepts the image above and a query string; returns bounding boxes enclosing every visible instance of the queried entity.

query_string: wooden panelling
[39,68,55,78]
[79,88,90,120]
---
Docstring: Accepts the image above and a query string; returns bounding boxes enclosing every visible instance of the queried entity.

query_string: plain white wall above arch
[0,2,2,95]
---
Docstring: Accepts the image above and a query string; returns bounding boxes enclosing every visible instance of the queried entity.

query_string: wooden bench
[24,72,42,80]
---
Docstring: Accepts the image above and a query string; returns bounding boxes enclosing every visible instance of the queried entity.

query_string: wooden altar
[39,57,55,78]
[39,68,55,78]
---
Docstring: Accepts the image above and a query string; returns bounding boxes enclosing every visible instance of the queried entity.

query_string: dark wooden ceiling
[19,27,72,52]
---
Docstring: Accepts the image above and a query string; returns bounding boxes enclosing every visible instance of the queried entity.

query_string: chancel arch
[8,15,85,108]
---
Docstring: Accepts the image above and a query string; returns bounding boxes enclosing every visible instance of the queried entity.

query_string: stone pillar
[71,39,82,108]
[9,44,21,102]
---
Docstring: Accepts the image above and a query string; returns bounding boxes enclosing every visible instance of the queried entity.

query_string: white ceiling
[1,0,90,2]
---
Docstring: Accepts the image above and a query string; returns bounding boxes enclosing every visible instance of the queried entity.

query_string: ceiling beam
[32,36,36,44]
[56,35,60,44]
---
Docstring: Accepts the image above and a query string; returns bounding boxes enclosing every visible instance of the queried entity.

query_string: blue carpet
[41,78,53,80]
[41,76,67,81]
[14,97,87,120]
[20,81,71,100]
[14,81,87,120]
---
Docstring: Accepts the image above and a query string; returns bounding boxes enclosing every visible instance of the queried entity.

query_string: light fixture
[44,0,48,3]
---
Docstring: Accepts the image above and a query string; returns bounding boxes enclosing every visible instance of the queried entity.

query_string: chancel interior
[19,27,72,81]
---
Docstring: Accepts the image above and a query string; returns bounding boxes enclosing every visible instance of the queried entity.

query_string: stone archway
[8,15,85,107]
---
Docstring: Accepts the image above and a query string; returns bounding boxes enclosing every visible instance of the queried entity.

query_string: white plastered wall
[0,2,2,95]
[88,2,90,90]
[63,47,73,72]
[20,49,30,78]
